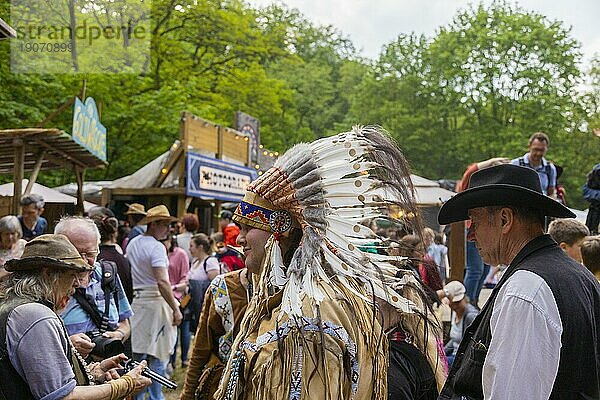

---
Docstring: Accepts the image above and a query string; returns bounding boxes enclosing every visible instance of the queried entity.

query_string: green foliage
[0,0,597,209]
[347,1,597,209]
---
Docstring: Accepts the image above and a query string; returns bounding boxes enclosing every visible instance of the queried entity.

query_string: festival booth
[102,111,276,233]
[0,96,107,219]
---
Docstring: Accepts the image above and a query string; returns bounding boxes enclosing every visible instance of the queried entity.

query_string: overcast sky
[247,0,599,67]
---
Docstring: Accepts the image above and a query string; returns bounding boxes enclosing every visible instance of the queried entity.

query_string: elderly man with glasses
[55,216,133,360]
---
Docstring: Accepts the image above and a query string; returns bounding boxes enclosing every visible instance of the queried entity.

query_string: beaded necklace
[69,338,95,385]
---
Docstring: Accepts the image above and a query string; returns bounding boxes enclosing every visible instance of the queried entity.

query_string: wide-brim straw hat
[138,205,177,225]
[438,164,575,225]
[124,203,147,215]
[5,234,92,272]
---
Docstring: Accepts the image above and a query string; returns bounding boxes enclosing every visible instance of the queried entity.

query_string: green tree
[348,1,588,192]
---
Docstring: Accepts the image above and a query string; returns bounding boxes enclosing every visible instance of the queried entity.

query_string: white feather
[326,215,376,238]
[318,160,380,181]
[322,245,358,278]
[325,194,369,208]
[269,241,288,288]
[314,146,367,165]
[322,177,378,193]
[301,264,325,304]
[330,207,382,220]
[279,273,303,320]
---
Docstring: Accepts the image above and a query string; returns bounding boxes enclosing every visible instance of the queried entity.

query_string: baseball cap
[444,280,466,302]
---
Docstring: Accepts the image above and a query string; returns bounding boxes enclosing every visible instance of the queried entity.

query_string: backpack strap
[72,288,105,329]
[72,261,119,333]
[99,260,119,331]
[203,256,221,274]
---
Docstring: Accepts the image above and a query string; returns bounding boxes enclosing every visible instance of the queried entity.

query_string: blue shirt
[60,262,133,335]
[17,215,47,241]
[127,224,146,241]
[511,153,556,195]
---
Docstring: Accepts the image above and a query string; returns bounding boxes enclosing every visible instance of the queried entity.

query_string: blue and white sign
[72,97,107,161]
[186,152,258,201]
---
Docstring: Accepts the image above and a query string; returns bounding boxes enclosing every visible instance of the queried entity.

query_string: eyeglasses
[79,249,99,260]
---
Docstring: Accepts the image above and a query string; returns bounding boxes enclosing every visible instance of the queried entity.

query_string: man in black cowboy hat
[438,164,600,400]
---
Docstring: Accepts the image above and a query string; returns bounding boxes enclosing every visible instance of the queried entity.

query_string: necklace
[69,339,95,385]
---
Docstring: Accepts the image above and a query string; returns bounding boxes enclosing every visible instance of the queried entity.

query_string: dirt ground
[164,366,186,400]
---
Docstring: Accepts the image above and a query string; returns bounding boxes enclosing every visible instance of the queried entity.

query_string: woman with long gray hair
[0,234,152,399]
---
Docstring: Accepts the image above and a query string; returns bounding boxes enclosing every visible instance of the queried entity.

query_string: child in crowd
[548,218,590,263]
[427,232,448,283]
[210,232,245,272]
[580,235,600,281]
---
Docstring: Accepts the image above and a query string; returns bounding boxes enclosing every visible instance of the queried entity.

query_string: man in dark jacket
[438,164,600,400]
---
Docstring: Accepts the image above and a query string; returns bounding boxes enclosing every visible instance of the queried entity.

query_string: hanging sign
[186,152,258,201]
[72,97,107,161]
[235,111,260,165]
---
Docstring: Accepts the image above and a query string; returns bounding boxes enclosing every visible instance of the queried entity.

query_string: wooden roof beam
[152,144,183,188]
[33,139,88,169]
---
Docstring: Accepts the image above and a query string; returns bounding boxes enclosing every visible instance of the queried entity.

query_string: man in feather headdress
[214,126,446,400]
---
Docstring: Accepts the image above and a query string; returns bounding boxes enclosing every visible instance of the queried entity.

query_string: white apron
[130,287,177,361]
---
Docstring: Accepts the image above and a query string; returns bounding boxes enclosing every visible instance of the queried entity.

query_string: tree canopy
[0,0,598,209]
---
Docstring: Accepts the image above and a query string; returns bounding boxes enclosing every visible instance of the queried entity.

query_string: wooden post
[448,221,466,282]
[25,150,47,194]
[75,165,85,215]
[214,126,224,233]
[12,139,24,215]
[101,188,111,208]
[177,113,188,218]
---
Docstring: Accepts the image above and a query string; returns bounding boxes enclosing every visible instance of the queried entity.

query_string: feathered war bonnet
[233,125,426,319]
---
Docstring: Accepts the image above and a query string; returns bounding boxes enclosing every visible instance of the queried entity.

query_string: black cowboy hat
[438,164,575,225]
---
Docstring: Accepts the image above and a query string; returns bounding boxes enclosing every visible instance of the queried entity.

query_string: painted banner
[234,111,260,165]
[186,152,258,201]
[72,97,107,161]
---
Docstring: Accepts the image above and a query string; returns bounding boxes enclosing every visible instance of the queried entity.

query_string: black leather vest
[439,235,600,400]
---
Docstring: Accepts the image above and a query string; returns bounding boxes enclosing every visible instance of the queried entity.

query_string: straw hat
[124,203,146,215]
[137,205,177,225]
[5,234,92,272]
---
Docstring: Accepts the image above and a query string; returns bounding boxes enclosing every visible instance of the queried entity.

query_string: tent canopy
[0,180,97,211]
[410,174,455,206]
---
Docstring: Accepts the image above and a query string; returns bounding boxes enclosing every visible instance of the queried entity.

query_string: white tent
[568,207,589,224]
[411,174,455,206]
[0,180,98,211]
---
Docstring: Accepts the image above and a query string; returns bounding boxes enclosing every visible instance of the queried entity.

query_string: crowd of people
[0,127,598,400]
